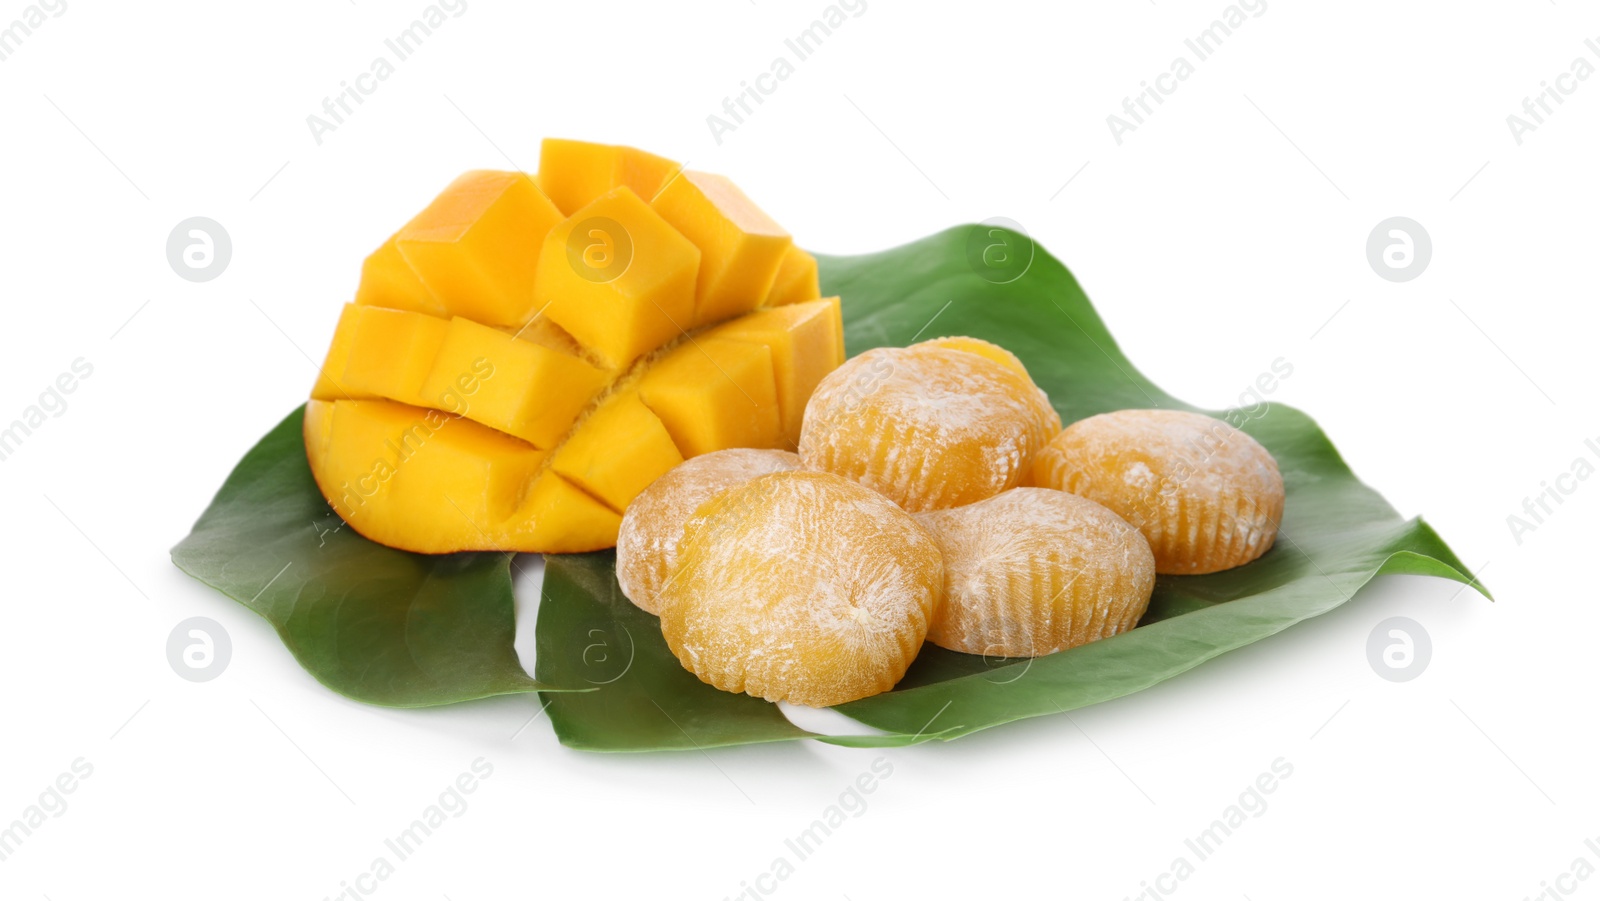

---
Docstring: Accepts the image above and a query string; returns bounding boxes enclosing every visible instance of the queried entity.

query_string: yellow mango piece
[511,473,624,553]
[706,298,844,449]
[551,388,684,513]
[537,138,682,215]
[395,170,564,328]
[639,336,782,457]
[353,237,445,317]
[308,151,847,555]
[764,246,821,307]
[651,171,792,327]
[304,399,546,554]
[340,307,451,409]
[311,304,377,402]
[419,317,609,448]
[533,186,700,369]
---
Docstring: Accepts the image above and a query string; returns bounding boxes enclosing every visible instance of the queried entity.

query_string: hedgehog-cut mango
[311,147,836,554]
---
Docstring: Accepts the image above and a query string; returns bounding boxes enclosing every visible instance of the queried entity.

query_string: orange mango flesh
[639,337,783,458]
[550,387,684,513]
[536,138,682,216]
[649,171,792,327]
[309,142,835,554]
[764,245,821,307]
[706,300,845,449]
[532,186,700,370]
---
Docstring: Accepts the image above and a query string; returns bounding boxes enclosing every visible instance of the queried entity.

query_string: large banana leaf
[173,225,1483,746]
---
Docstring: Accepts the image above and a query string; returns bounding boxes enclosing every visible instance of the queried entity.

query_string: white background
[1,1,1595,898]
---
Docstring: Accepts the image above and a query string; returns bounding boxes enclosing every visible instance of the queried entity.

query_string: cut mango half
[312,143,836,554]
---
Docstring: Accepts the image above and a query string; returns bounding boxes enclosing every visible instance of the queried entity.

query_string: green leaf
[171,406,572,707]
[534,552,818,751]
[172,225,1484,747]
[531,225,1485,750]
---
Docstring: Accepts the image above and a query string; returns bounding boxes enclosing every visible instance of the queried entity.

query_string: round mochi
[657,470,944,707]
[916,488,1155,658]
[798,343,1061,512]
[1030,409,1285,575]
[616,448,802,615]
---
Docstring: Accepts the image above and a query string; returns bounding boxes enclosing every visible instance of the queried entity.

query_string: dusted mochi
[615,448,803,615]
[916,488,1155,657]
[658,471,943,707]
[1030,409,1285,575]
[798,343,1061,512]
[306,143,843,554]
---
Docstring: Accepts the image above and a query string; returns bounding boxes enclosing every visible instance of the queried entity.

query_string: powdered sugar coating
[916,488,1154,657]
[1030,409,1285,575]
[657,470,943,707]
[799,344,1061,512]
[616,448,801,615]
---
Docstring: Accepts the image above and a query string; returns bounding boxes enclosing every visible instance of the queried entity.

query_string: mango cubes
[307,142,835,554]
[651,171,793,326]
[533,186,700,369]
[359,171,564,327]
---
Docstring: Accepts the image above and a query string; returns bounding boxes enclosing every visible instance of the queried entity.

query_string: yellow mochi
[616,448,804,616]
[799,343,1061,512]
[916,488,1155,658]
[1030,409,1285,574]
[657,471,943,707]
